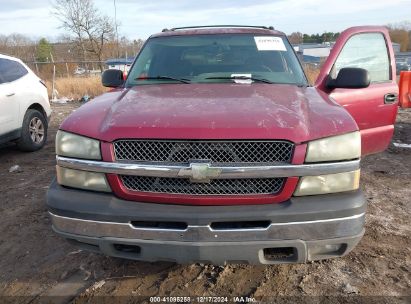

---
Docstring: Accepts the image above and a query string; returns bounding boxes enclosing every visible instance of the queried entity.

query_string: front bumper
[47,179,366,264]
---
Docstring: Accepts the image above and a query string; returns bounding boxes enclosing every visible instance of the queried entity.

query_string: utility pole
[50,52,57,102]
[114,0,120,58]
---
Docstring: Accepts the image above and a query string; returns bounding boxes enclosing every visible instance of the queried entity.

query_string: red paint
[58,26,400,206]
[101,142,115,161]
[316,26,398,156]
[61,84,358,143]
[399,71,411,108]
[360,125,394,155]
[291,144,307,165]
[106,174,299,206]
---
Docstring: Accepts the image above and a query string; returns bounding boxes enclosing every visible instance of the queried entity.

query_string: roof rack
[162,25,275,32]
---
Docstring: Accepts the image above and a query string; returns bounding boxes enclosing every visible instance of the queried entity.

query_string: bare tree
[387,21,411,51]
[0,33,36,61]
[387,21,411,31]
[288,32,303,44]
[52,0,115,69]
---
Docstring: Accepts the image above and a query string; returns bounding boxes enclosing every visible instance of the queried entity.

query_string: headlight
[56,130,101,160]
[56,166,111,192]
[294,170,360,196]
[305,132,361,163]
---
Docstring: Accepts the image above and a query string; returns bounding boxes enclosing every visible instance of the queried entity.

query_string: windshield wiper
[135,76,191,84]
[205,76,273,84]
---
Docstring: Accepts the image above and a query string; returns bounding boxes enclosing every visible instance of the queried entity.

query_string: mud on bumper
[47,179,366,265]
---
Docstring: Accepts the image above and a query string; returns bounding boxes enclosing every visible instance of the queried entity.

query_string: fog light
[294,170,360,196]
[56,166,111,192]
[308,243,347,258]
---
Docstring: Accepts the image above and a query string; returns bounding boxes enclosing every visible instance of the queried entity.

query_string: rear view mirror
[327,67,370,89]
[399,71,411,108]
[102,69,124,87]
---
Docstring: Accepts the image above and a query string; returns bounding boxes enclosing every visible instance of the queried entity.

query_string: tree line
[287,32,340,44]
[0,0,144,68]
[0,0,410,67]
[387,21,411,52]
[288,21,411,52]
[0,33,144,64]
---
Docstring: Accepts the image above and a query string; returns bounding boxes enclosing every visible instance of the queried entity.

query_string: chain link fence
[25,61,106,81]
[22,61,109,100]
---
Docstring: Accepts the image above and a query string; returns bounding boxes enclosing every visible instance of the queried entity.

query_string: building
[294,42,401,56]
[105,57,135,72]
[293,43,332,58]
[392,43,401,54]
[396,52,411,60]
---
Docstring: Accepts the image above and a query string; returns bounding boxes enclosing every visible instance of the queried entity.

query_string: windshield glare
[126,34,307,86]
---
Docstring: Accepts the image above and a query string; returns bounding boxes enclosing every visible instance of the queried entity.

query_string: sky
[0,0,410,41]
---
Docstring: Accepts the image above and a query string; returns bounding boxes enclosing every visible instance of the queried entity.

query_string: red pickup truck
[47,25,401,264]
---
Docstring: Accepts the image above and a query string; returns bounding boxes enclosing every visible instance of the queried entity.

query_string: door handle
[384,93,398,104]
[6,92,15,97]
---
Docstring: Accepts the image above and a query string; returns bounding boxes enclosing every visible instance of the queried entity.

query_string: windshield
[126,34,307,86]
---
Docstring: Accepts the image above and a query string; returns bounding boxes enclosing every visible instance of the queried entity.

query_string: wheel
[17,109,47,152]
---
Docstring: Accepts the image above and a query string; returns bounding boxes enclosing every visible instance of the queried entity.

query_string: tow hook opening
[263,247,297,262]
[210,220,271,230]
[113,244,141,254]
[130,221,188,230]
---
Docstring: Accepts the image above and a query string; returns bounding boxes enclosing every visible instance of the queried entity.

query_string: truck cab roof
[150,25,286,38]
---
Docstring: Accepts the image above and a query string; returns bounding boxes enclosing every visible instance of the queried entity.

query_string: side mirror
[102,69,124,87]
[327,67,370,89]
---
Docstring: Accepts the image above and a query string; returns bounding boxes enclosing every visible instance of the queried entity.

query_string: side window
[331,33,390,82]
[131,48,153,78]
[0,58,28,84]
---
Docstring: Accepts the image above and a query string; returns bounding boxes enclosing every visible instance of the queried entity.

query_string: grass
[46,76,108,100]
[304,65,321,85]
[45,66,321,100]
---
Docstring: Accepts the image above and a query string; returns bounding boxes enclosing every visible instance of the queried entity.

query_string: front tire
[17,109,47,152]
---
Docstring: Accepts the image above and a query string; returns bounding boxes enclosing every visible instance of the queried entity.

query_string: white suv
[0,54,51,151]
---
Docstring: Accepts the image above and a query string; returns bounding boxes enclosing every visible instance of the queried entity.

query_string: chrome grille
[113,140,294,164]
[120,176,285,196]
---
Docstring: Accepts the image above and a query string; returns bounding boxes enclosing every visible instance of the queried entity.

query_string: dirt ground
[0,103,410,304]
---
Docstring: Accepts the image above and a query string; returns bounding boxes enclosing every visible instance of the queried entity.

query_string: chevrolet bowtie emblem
[178,162,222,183]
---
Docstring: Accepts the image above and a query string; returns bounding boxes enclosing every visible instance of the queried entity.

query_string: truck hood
[61,83,358,143]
